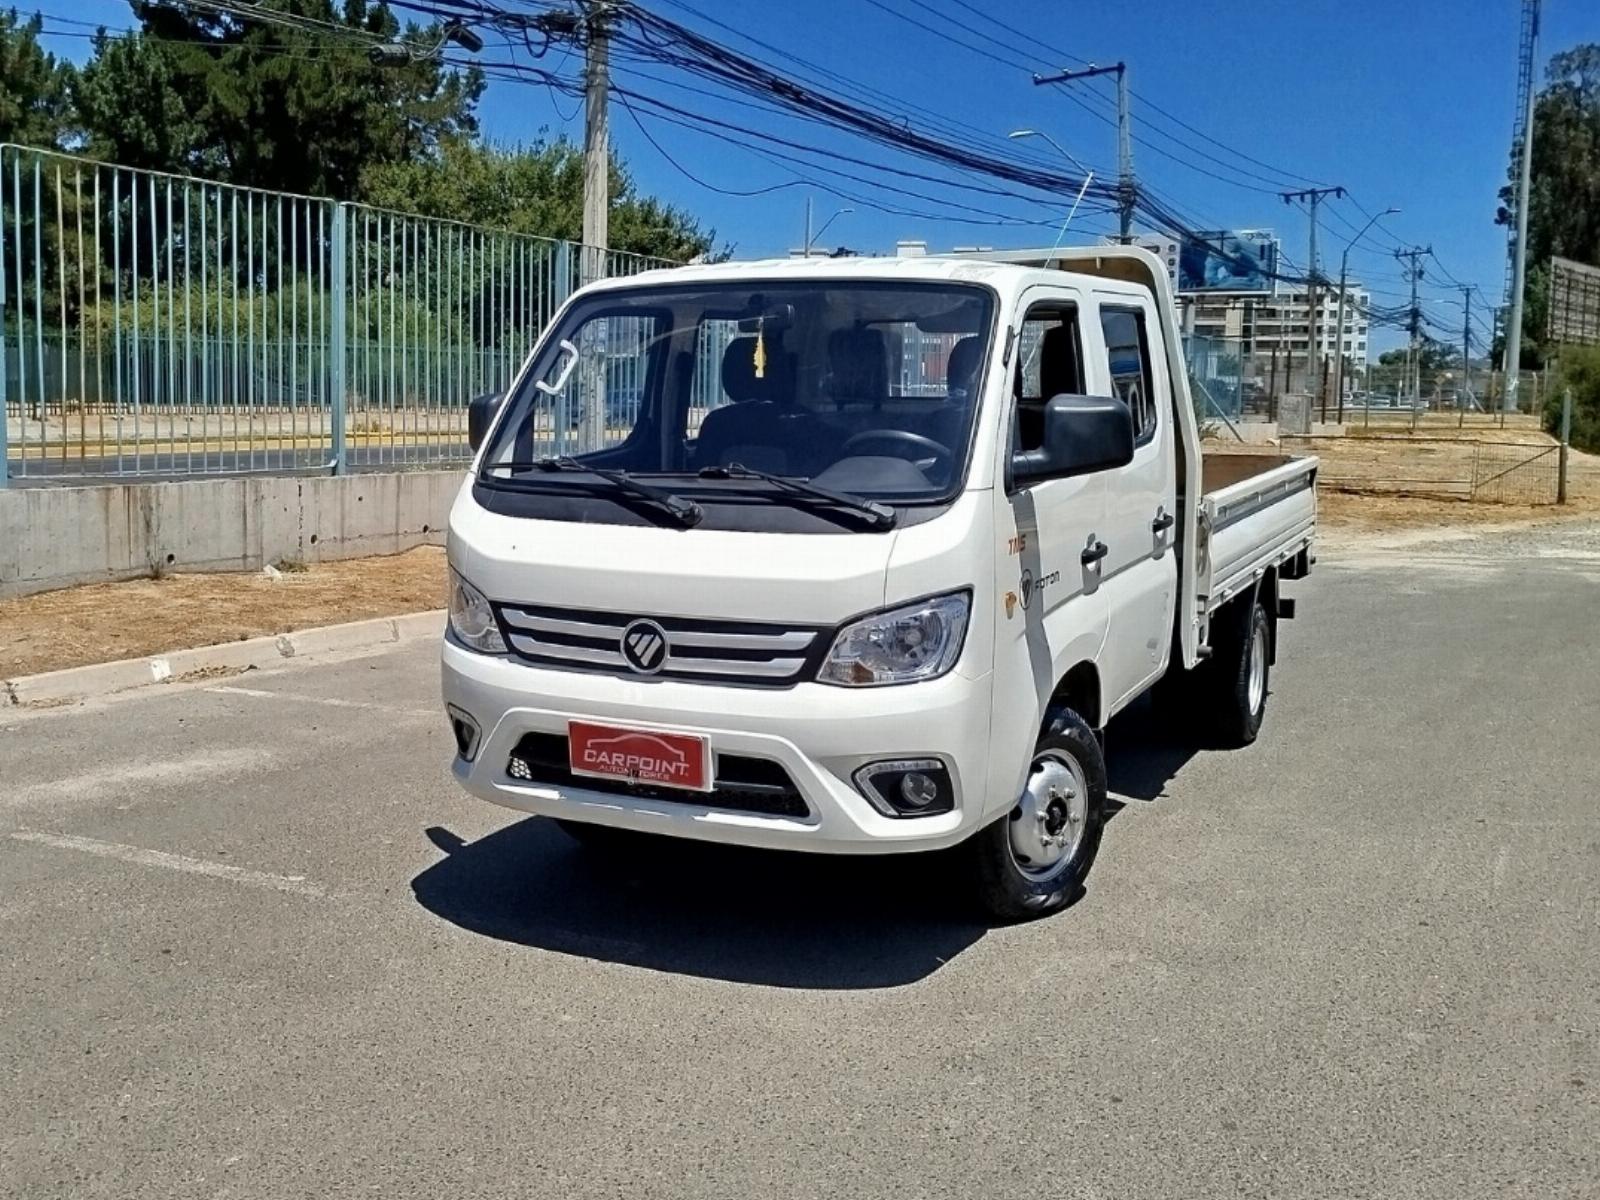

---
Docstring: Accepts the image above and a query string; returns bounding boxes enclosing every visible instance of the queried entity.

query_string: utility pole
[803,196,811,260]
[1115,66,1132,242]
[1458,285,1474,416]
[1503,0,1541,412]
[1281,187,1344,416]
[1034,63,1133,241]
[1395,245,1430,408]
[581,1,610,285]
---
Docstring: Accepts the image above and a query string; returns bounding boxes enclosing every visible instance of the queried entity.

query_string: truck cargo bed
[1198,452,1318,614]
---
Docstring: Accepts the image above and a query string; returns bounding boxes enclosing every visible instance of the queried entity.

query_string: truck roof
[604,254,1031,288]
[589,246,1169,299]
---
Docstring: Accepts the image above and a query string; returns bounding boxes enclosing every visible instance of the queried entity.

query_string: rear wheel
[969,705,1108,922]
[1205,597,1271,747]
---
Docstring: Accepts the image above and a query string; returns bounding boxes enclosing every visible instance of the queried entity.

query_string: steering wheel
[841,429,953,475]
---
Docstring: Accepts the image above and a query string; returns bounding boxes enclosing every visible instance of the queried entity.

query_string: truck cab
[442,249,1316,919]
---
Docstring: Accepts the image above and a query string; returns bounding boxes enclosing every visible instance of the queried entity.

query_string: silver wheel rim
[1247,621,1268,716]
[1008,749,1090,882]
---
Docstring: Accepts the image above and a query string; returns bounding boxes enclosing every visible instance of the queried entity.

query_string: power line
[649,0,1109,177]
[616,84,1115,230]
[927,0,1331,190]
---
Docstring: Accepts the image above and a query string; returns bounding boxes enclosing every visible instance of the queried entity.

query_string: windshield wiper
[697,463,897,530]
[489,457,703,528]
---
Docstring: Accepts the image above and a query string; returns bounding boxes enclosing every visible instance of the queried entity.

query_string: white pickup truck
[442,248,1316,919]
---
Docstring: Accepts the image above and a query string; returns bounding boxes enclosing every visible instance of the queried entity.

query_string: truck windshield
[478,280,996,505]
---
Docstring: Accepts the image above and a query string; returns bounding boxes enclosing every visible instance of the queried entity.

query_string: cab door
[987,289,1111,810]
[1090,294,1179,715]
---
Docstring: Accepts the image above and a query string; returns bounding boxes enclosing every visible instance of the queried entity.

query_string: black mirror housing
[1011,393,1134,486]
[467,392,504,452]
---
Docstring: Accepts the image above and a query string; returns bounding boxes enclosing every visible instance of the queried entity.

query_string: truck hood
[447,481,892,625]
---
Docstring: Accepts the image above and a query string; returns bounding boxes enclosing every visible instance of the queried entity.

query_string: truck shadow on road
[410,820,989,989]
[1102,694,1242,803]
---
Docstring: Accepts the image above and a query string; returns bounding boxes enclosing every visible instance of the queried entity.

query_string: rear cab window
[1096,306,1158,445]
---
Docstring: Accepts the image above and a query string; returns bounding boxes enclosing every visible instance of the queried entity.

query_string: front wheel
[969,705,1108,922]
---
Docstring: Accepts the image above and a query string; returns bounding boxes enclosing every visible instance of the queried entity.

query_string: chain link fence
[1181,332,1554,433]
[1,144,673,485]
[1280,433,1564,504]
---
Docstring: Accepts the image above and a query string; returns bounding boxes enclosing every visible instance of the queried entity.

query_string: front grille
[494,601,829,688]
[506,732,810,819]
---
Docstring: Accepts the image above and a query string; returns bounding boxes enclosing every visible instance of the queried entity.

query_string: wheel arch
[1046,659,1103,731]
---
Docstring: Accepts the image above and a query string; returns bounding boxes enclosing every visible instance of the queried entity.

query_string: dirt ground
[6,437,1600,679]
[1210,426,1600,530]
[2,547,447,679]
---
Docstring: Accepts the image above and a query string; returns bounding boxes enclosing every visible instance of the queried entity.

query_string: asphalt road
[3,521,1598,1198]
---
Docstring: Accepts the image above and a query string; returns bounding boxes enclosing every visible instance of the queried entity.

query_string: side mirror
[467,392,504,452]
[1012,393,1134,486]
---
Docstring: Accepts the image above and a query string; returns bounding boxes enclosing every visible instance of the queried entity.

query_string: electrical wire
[925,0,1332,190]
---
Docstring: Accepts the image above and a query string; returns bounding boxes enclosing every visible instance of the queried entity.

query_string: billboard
[1178,231,1278,293]
[1548,256,1600,347]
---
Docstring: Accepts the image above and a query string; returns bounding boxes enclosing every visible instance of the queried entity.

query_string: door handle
[1081,540,1109,566]
[1151,510,1175,534]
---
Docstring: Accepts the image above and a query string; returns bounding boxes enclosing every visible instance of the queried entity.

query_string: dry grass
[3,546,446,679]
[1211,425,1600,533]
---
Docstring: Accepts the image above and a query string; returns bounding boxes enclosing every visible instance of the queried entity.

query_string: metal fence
[1,143,673,485]
[1282,433,1564,505]
[1181,332,1555,432]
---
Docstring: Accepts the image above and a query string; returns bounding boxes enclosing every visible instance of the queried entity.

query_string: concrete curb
[3,609,446,708]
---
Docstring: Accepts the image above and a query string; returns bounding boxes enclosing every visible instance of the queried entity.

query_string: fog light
[446,705,480,762]
[900,772,939,809]
[852,758,954,818]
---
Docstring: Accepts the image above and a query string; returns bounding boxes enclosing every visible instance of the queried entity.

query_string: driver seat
[693,335,811,474]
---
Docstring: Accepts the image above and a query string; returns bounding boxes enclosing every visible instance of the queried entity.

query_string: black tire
[969,705,1108,922]
[1205,596,1271,748]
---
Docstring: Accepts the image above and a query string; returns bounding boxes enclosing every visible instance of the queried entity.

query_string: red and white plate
[567,721,712,792]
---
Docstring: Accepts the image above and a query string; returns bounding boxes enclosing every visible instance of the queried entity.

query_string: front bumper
[441,636,995,854]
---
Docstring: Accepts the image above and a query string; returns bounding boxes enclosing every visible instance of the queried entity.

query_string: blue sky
[30,0,1600,353]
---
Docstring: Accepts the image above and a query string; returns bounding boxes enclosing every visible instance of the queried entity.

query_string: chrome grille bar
[506,635,807,678]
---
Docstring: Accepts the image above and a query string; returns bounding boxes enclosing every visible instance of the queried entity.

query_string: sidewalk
[2,546,445,680]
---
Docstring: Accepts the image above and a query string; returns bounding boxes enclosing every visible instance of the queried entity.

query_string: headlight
[448,571,507,653]
[818,592,970,686]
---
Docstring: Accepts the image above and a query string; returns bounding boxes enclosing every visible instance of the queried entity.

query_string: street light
[369,20,483,64]
[1008,129,1096,253]
[1334,206,1400,422]
[804,203,853,258]
[1008,127,1095,176]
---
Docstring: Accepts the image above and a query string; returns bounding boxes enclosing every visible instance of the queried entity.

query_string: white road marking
[4,747,275,810]
[206,684,433,718]
[8,831,327,897]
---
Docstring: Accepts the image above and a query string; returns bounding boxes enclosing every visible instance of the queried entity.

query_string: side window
[1014,306,1083,452]
[1099,307,1158,445]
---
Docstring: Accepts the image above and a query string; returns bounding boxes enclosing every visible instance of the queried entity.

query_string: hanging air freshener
[753,316,767,380]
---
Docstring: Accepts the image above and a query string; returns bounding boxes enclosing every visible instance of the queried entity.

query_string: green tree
[1498,44,1600,366]
[74,0,484,199]
[359,135,720,263]
[0,9,74,149]
[1547,344,1600,451]
[1377,337,1460,374]
[72,31,208,175]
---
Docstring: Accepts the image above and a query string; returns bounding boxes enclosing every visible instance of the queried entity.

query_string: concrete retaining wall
[0,471,461,598]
